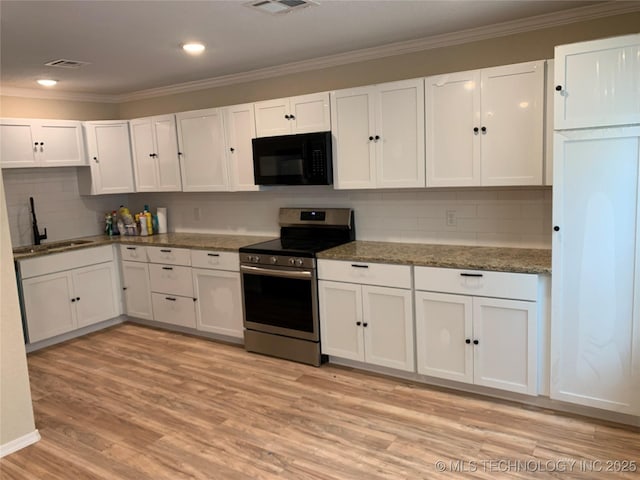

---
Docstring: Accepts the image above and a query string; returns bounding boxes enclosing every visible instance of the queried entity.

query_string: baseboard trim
[0,430,40,458]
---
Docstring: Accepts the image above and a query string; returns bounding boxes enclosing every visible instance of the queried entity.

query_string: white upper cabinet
[176,103,257,192]
[0,118,86,168]
[331,78,425,189]
[130,114,182,192]
[554,34,640,130]
[79,121,135,195]
[426,61,544,187]
[255,92,330,137]
[176,108,228,191]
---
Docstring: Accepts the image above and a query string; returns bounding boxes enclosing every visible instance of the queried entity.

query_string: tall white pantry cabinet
[550,34,640,416]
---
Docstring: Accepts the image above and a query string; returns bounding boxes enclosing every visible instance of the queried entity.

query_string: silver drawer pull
[460,273,483,277]
[207,253,220,257]
[160,249,172,253]
[162,266,173,270]
[351,264,369,269]
[165,297,176,301]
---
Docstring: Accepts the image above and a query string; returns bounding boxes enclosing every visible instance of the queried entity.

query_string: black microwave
[252,131,333,186]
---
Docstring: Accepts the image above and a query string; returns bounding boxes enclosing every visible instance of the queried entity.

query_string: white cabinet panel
[122,261,153,320]
[426,71,480,186]
[1,118,85,168]
[415,291,473,383]
[177,108,228,191]
[319,280,364,361]
[318,259,411,289]
[74,262,120,328]
[190,250,239,271]
[224,103,258,191]
[255,93,330,137]
[81,121,135,195]
[362,285,414,372]
[554,34,640,129]
[149,264,194,297]
[332,80,424,189]
[154,115,182,191]
[147,246,191,266]
[551,127,640,415]
[22,272,76,343]
[473,297,537,395]
[255,98,290,137]
[152,293,196,328]
[481,62,544,186]
[192,269,243,338]
[120,245,147,262]
[130,118,157,190]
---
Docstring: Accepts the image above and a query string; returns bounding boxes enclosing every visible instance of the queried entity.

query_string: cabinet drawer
[19,245,114,279]
[318,260,411,289]
[120,244,147,262]
[414,266,537,301]
[149,264,194,297]
[190,250,239,271]
[151,293,196,328]
[147,246,191,266]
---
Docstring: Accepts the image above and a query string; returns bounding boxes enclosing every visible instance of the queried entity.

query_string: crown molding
[3,1,638,104]
[0,86,119,103]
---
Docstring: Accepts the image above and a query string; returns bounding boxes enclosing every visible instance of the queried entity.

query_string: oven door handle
[240,265,313,280]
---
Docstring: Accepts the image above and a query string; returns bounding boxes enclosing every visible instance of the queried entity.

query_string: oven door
[240,264,319,342]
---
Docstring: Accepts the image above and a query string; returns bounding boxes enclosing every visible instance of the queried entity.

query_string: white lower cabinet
[121,260,153,321]
[19,246,120,343]
[414,267,538,395]
[318,260,414,372]
[151,293,196,328]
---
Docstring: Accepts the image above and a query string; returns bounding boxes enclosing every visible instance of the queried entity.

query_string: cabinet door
[318,280,364,361]
[551,127,640,414]
[481,61,544,186]
[22,271,76,343]
[121,261,153,320]
[224,103,258,191]
[0,119,37,168]
[37,120,86,167]
[84,121,135,194]
[152,114,181,191]
[473,297,537,395]
[330,86,376,189]
[73,262,120,328]
[254,98,291,137]
[177,109,229,192]
[290,92,331,134]
[376,79,425,188]
[425,71,481,186]
[415,291,473,383]
[362,285,414,372]
[130,118,158,191]
[151,293,196,328]
[554,34,640,129]
[192,268,243,338]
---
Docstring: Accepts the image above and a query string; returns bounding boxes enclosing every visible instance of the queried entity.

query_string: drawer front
[147,246,191,266]
[190,250,239,272]
[151,293,196,328]
[317,260,411,289]
[19,245,114,279]
[120,244,147,262]
[414,266,537,301]
[149,264,194,297]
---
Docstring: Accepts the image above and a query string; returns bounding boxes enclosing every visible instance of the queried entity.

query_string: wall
[131,186,552,248]
[0,169,38,453]
[117,12,640,118]
[0,96,118,120]
[3,168,127,247]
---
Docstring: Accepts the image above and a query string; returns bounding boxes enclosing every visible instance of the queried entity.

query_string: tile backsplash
[3,170,552,249]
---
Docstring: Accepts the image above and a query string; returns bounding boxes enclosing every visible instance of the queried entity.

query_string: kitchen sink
[13,239,95,255]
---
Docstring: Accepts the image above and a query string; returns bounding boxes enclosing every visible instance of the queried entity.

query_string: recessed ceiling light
[182,43,205,55]
[37,79,57,87]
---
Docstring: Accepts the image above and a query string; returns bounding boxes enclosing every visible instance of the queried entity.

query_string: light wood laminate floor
[1,324,638,479]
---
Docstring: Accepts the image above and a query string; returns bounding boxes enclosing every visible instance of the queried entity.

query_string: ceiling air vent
[44,59,91,69]
[247,0,317,15]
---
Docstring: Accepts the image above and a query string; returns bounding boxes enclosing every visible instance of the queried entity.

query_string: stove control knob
[251,255,260,263]
[270,256,278,265]
[288,258,296,266]
[295,258,304,267]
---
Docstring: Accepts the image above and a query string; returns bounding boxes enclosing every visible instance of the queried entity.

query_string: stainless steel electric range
[239,208,355,366]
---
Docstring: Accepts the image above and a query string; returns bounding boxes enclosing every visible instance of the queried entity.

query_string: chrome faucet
[29,196,47,245]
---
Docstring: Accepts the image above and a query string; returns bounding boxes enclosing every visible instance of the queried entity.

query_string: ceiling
[0,0,633,101]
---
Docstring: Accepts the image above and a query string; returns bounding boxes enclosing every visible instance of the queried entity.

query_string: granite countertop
[12,232,275,260]
[317,241,551,274]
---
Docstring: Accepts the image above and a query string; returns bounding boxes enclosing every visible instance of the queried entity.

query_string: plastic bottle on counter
[140,215,148,236]
[145,211,153,235]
